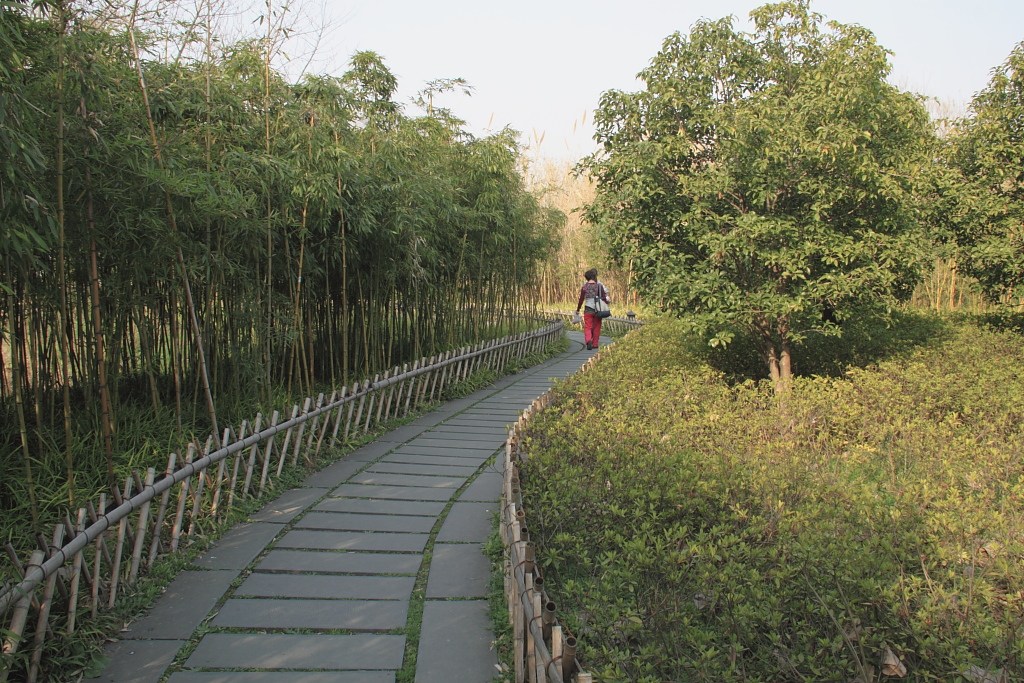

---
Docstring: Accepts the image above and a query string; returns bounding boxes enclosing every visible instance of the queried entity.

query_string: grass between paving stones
[486,526,515,682]
[395,452,504,683]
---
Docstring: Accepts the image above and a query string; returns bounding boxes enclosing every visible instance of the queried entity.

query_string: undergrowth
[521,314,1024,682]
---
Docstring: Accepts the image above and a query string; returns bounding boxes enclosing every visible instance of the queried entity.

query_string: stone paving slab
[212,597,408,630]
[441,416,516,428]
[368,461,478,476]
[436,502,497,543]
[250,488,325,523]
[89,638,185,683]
[426,425,509,438]
[169,673,394,683]
[185,632,404,670]
[121,570,236,639]
[425,544,490,598]
[343,440,399,462]
[192,522,283,569]
[390,443,496,457]
[413,434,500,447]
[378,453,492,469]
[236,572,415,599]
[350,472,465,488]
[331,484,455,502]
[257,549,421,575]
[457,471,503,502]
[316,497,446,517]
[374,424,431,443]
[414,601,496,683]
[277,529,429,552]
[296,511,435,533]
[304,459,368,488]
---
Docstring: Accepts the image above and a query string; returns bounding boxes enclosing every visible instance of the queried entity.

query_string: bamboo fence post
[551,625,563,682]
[107,477,131,608]
[188,436,216,538]
[428,351,446,400]
[128,468,155,584]
[210,429,230,519]
[148,452,177,570]
[258,410,281,496]
[276,405,300,476]
[27,523,64,682]
[418,356,434,405]
[379,370,394,422]
[66,509,86,635]
[351,380,370,438]
[291,397,313,466]
[90,493,105,617]
[533,589,545,683]
[402,361,419,416]
[525,572,536,683]
[242,413,265,496]
[171,444,196,552]
[577,674,592,683]
[227,424,247,511]
[1,549,44,683]
[382,369,396,421]
[305,393,325,454]
[342,381,360,442]
[363,375,380,433]
[314,390,337,455]
[328,389,347,448]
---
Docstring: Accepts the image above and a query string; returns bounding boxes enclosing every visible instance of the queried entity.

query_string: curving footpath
[87,331,599,683]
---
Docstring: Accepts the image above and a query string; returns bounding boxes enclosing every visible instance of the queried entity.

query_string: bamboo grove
[0,1,560,538]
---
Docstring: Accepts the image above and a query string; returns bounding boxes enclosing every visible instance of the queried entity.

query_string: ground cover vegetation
[521,315,1024,681]
[511,0,1024,679]
[0,0,559,557]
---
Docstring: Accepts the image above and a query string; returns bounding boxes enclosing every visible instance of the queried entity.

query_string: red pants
[583,312,602,347]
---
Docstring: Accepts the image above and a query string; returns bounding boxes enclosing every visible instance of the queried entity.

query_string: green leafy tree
[946,41,1024,305]
[584,1,933,388]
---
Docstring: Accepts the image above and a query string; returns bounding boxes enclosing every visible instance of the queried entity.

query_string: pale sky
[292,0,1024,162]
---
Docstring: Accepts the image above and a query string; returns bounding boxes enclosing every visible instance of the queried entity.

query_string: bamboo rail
[542,310,644,337]
[0,320,563,682]
[500,348,608,682]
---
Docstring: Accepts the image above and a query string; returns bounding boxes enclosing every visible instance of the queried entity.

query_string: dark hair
[584,268,598,281]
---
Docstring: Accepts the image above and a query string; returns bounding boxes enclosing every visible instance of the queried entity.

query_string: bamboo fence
[0,320,563,682]
[500,349,606,683]
[543,310,643,338]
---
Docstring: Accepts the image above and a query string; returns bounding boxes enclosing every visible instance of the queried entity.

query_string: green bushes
[522,317,1023,681]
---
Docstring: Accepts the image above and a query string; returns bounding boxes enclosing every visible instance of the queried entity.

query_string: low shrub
[522,316,1024,682]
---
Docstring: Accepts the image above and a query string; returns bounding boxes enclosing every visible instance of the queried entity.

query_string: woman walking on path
[575,268,610,350]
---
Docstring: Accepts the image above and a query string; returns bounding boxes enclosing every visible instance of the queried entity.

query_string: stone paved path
[89,331,598,683]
